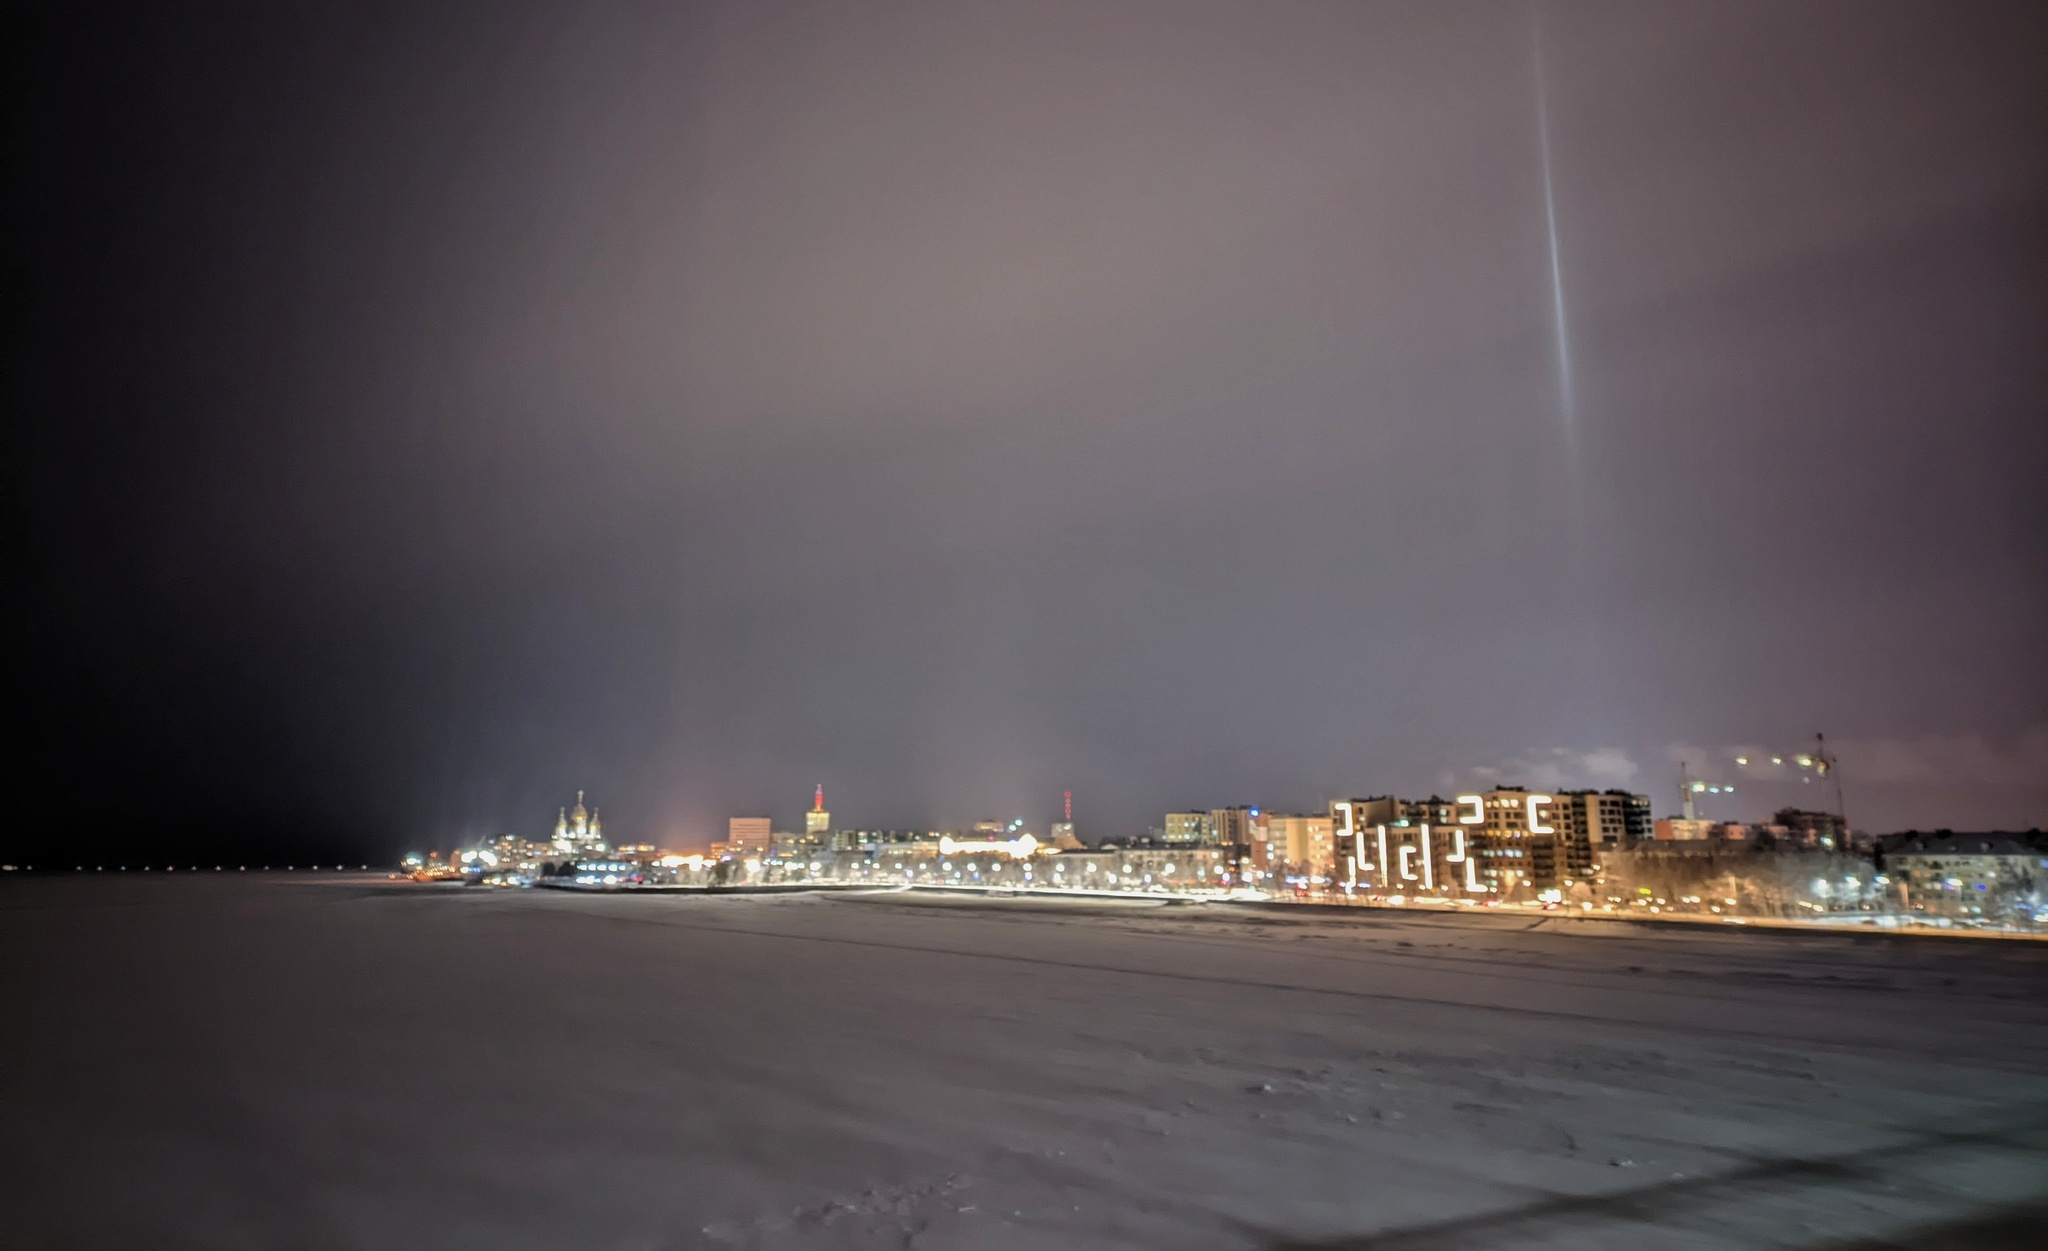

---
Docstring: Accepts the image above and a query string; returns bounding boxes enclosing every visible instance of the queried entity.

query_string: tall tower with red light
[1051,790,1078,849]
[804,784,830,842]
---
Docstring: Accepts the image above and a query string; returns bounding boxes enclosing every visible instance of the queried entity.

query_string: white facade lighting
[938,833,1039,859]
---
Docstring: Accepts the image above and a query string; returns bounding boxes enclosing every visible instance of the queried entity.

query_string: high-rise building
[1257,812,1335,877]
[1620,791,1654,843]
[1337,796,1403,833]
[776,785,833,853]
[1337,795,1462,830]
[1207,807,1255,848]
[1550,790,1652,880]
[1206,806,1256,878]
[727,816,772,855]
[1332,798,1479,896]
[1330,790,1649,898]
[1469,788,1555,896]
[1162,812,1217,845]
[1331,798,1390,888]
[805,785,831,840]
[1553,791,1644,850]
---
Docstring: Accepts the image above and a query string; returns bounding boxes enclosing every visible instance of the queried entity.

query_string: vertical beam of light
[1534,12,1576,451]
[1531,2,1613,745]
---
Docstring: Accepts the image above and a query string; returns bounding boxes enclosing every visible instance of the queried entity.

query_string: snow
[2,875,2044,1248]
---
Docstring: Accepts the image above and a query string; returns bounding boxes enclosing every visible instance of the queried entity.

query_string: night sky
[11,1,2046,863]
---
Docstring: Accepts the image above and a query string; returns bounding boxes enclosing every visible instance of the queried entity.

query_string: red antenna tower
[1064,791,1072,822]
[813,784,824,812]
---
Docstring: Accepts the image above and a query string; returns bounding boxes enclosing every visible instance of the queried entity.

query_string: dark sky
[11,0,2046,860]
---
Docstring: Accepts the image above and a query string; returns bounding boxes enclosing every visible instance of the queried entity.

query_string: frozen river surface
[3,876,2045,1249]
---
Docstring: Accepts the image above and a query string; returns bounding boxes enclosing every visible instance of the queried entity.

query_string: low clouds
[1442,728,2046,816]
[1446,747,1641,795]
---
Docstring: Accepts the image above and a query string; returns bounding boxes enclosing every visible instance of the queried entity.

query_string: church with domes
[551,791,607,857]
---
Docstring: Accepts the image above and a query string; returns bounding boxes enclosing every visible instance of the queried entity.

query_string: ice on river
[2,876,2044,1248]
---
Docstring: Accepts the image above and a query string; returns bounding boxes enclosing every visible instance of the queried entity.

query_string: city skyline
[481,752,1907,860]
[238,722,2044,858]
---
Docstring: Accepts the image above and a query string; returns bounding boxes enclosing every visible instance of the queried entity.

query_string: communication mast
[1048,790,1079,850]
[1812,733,1847,830]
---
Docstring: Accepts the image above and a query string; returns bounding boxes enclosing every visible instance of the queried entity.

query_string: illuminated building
[1162,812,1217,845]
[1551,790,1649,854]
[1206,806,1256,879]
[1255,812,1335,878]
[567,858,644,888]
[1331,798,1388,889]
[1337,796,1403,833]
[832,828,926,853]
[869,831,954,860]
[1550,790,1652,878]
[1337,795,1460,832]
[550,791,608,857]
[1331,791,1548,898]
[1331,800,1478,898]
[1468,788,1555,895]
[1049,791,1082,850]
[939,829,1039,858]
[781,822,828,855]
[1207,806,1254,848]
[1880,832,2047,919]
[1324,790,1651,900]
[1354,797,1463,891]
[1086,843,1230,890]
[798,785,831,849]
[727,816,773,855]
